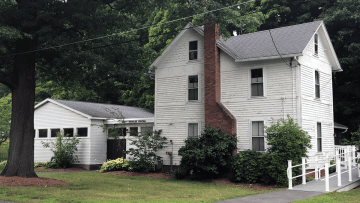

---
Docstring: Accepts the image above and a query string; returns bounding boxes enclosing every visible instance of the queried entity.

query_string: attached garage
[34,98,154,170]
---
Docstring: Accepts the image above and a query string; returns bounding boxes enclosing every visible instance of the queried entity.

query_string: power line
[0,0,255,58]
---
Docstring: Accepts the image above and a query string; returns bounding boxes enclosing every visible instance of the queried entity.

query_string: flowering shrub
[100,158,129,172]
[0,160,6,166]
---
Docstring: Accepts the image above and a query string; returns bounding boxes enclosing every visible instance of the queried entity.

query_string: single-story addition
[34,98,154,170]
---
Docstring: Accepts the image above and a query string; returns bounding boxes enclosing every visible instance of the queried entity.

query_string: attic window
[314,34,318,55]
[315,70,320,98]
[189,41,198,60]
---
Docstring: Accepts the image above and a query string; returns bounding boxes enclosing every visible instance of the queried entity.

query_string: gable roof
[220,21,322,61]
[149,20,342,72]
[35,98,154,120]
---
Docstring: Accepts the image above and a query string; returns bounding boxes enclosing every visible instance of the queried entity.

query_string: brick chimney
[204,23,237,136]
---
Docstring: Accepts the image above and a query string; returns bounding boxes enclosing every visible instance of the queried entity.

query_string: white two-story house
[149,20,343,171]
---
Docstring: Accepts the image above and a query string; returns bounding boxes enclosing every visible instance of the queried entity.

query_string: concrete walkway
[216,190,325,203]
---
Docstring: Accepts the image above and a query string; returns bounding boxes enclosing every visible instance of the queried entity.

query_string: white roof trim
[35,98,92,119]
[148,22,203,71]
[105,118,155,124]
[217,41,238,60]
[235,53,302,62]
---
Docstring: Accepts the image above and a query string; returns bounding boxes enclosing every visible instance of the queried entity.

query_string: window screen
[251,69,263,96]
[64,128,74,137]
[77,128,88,137]
[317,123,322,152]
[51,129,60,137]
[189,41,198,60]
[188,123,198,138]
[188,75,198,100]
[315,71,320,98]
[39,129,48,138]
[252,121,265,151]
[130,127,138,136]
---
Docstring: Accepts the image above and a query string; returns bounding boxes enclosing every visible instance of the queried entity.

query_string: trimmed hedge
[100,158,129,172]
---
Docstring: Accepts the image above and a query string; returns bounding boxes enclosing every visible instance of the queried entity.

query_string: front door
[107,139,126,160]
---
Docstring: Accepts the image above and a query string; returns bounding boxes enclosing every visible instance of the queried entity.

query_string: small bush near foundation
[34,162,50,168]
[261,116,311,188]
[173,167,188,179]
[232,150,262,183]
[177,126,237,179]
[42,132,80,169]
[100,158,129,172]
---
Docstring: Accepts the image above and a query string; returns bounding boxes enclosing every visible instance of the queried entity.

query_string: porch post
[325,160,330,192]
[288,160,292,189]
[336,150,341,187]
[302,157,306,184]
[348,147,352,182]
[315,156,319,180]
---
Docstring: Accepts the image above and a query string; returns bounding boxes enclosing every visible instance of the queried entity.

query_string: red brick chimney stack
[204,23,237,136]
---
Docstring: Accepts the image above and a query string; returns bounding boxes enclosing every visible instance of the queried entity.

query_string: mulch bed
[0,176,71,187]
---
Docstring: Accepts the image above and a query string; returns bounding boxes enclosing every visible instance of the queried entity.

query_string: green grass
[294,188,360,203]
[0,165,4,172]
[0,172,277,203]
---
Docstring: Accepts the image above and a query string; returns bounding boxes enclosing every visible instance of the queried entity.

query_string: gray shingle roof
[220,21,322,60]
[51,99,154,119]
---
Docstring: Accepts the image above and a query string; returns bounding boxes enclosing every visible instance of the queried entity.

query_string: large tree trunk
[0,38,37,177]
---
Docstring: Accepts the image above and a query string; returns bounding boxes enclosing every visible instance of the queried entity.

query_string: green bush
[34,162,50,168]
[232,150,262,183]
[173,167,188,179]
[126,130,167,172]
[261,116,311,187]
[42,132,80,169]
[100,158,129,172]
[177,126,237,179]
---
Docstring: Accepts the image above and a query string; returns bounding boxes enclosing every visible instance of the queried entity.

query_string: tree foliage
[0,93,11,146]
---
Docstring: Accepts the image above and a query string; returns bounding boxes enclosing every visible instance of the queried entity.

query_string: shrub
[177,126,237,179]
[126,130,167,172]
[100,158,129,172]
[0,160,6,166]
[42,132,80,169]
[173,167,188,179]
[34,162,50,168]
[261,116,311,187]
[342,125,360,151]
[232,150,262,183]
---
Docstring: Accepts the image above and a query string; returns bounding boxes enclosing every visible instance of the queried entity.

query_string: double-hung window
[252,121,265,152]
[251,68,263,96]
[189,41,198,60]
[317,123,322,153]
[314,34,318,55]
[315,71,320,98]
[188,123,198,138]
[188,75,198,101]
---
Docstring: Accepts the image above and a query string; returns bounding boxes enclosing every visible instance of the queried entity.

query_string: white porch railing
[287,145,359,192]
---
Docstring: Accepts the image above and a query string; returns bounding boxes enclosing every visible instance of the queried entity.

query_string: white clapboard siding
[34,102,91,164]
[90,120,107,164]
[221,51,298,151]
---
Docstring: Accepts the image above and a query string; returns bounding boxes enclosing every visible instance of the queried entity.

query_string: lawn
[294,188,360,203]
[0,172,276,203]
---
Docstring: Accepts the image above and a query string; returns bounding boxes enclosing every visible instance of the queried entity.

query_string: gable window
[189,41,198,60]
[188,123,198,138]
[130,127,138,136]
[317,123,322,153]
[314,34,318,55]
[188,75,198,101]
[315,71,320,98]
[51,129,60,137]
[39,129,48,138]
[77,128,88,137]
[251,68,263,96]
[252,121,265,152]
[64,128,74,137]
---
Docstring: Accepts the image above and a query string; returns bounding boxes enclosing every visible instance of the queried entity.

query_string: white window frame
[314,33,318,56]
[316,122,322,153]
[187,122,200,138]
[250,120,266,152]
[315,70,320,99]
[249,67,266,98]
[189,40,198,61]
[187,75,200,102]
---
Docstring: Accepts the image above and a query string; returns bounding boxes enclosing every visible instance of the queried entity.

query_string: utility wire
[0,0,255,58]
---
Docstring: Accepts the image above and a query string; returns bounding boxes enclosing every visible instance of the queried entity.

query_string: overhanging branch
[0,71,15,90]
